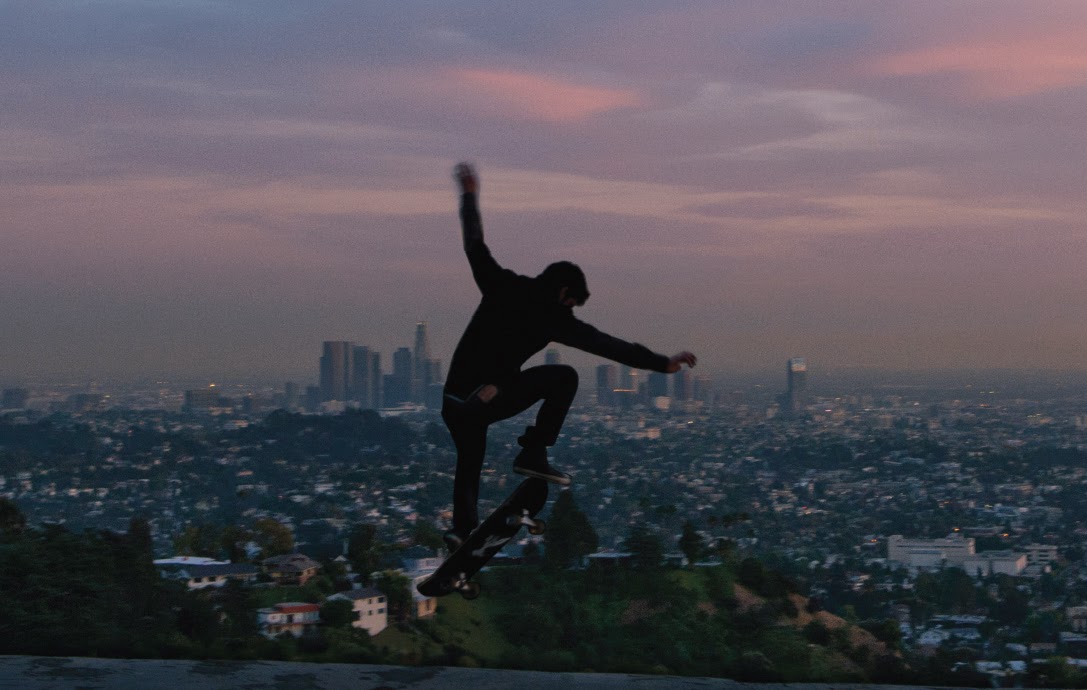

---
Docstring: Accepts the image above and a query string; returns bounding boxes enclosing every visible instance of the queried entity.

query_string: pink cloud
[447,69,642,122]
[871,27,1087,99]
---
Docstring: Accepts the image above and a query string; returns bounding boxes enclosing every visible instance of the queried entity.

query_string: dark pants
[442,364,578,535]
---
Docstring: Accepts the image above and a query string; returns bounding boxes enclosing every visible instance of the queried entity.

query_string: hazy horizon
[4,2,1087,381]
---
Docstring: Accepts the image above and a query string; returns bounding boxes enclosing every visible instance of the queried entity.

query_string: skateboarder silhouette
[441,162,697,551]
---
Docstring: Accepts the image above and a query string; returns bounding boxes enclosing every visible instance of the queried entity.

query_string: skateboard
[417,478,548,599]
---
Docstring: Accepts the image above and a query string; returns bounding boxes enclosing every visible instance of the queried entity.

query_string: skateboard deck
[417,478,549,599]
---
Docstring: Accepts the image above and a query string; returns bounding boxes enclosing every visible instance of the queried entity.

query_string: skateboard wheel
[459,582,481,600]
[528,519,546,535]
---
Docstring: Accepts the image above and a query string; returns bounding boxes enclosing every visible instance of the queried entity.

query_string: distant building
[962,551,1027,577]
[257,602,320,638]
[888,533,1029,577]
[887,533,976,569]
[319,341,353,402]
[304,385,322,412]
[544,348,561,366]
[693,375,713,404]
[262,553,321,586]
[413,322,430,403]
[596,364,617,406]
[158,562,260,590]
[422,358,442,408]
[351,346,381,409]
[328,587,388,635]
[786,357,808,413]
[283,382,299,410]
[1,387,29,410]
[383,347,414,406]
[673,369,692,401]
[184,387,220,412]
[67,393,104,413]
[1068,607,1087,633]
[402,553,441,619]
[647,372,668,398]
[1025,543,1058,570]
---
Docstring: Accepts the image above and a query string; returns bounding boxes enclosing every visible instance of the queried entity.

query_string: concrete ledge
[0,656,951,690]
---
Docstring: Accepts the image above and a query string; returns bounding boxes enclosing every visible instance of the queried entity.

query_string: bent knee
[554,364,579,390]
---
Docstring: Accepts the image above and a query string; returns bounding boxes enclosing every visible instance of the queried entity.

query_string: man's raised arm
[454,162,508,293]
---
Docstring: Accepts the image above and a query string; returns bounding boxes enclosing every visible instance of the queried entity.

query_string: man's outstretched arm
[454,163,511,293]
[555,316,696,374]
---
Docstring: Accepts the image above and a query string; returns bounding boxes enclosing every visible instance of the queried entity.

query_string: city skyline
[4,2,1087,381]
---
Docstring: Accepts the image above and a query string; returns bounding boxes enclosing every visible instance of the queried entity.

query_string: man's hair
[537,261,589,303]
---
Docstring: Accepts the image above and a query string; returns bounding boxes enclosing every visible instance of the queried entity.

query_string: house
[1068,606,1087,633]
[262,553,321,586]
[168,563,260,590]
[257,602,320,638]
[401,552,441,619]
[917,629,951,647]
[327,587,388,635]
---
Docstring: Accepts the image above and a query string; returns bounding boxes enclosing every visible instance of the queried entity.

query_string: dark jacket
[444,192,670,399]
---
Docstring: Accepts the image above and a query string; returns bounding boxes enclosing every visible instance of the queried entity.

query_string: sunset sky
[3,1,1087,383]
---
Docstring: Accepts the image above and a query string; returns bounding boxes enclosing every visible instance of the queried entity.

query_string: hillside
[373,564,905,682]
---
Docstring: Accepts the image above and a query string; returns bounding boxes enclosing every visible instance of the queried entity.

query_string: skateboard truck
[505,508,546,535]
[449,572,481,600]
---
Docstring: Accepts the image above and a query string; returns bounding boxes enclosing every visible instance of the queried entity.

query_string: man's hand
[454,162,478,194]
[665,351,697,374]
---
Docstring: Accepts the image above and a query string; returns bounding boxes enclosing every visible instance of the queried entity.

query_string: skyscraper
[384,346,414,406]
[786,357,808,414]
[545,348,561,366]
[673,369,692,401]
[413,322,430,403]
[319,341,353,402]
[351,346,381,409]
[596,364,617,406]
[647,372,669,398]
[369,351,382,408]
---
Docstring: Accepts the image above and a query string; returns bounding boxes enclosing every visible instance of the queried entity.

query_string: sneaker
[513,447,572,486]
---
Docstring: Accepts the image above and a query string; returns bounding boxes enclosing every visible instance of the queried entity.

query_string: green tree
[252,518,294,558]
[623,523,663,570]
[374,570,412,622]
[544,490,598,569]
[678,521,705,566]
[173,523,222,557]
[0,497,26,535]
[320,598,356,629]
[347,524,382,581]
[412,522,445,552]
[860,618,902,650]
[737,557,766,591]
[219,524,252,563]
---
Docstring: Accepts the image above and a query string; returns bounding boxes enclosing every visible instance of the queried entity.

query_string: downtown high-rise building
[351,346,382,409]
[383,346,414,406]
[673,368,692,401]
[413,322,430,403]
[786,357,808,414]
[596,364,617,406]
[319,341,353,402]
[647,371,669,399]
[545,348,561,366]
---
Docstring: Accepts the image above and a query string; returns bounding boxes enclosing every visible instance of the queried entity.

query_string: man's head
[538,261,589,307]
